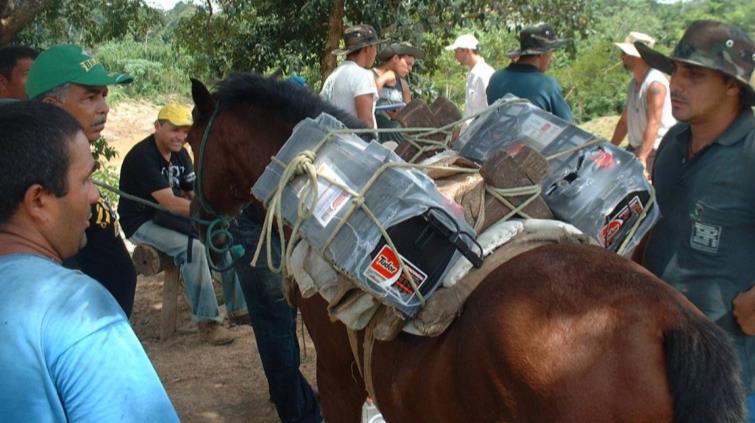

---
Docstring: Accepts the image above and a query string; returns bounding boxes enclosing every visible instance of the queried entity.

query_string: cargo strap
[346,316,380,406]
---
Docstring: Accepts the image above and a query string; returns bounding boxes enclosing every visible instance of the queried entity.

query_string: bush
[95,35,200,103]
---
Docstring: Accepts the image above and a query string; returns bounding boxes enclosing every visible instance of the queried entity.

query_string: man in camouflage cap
[637,20,755,414]
[320,24,382,128]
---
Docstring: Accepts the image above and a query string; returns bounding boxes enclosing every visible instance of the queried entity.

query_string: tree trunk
[320,0,344,84]
[0,0,50,45]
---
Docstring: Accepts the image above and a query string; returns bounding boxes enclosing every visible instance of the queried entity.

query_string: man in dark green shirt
[637,20,755,409]
[486,24,572,122]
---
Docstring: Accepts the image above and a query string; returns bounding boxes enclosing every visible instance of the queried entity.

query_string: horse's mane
[214,73,367,132]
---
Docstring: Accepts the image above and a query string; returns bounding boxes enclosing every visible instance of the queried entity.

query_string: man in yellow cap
[119,104,248,345]
[26,44,138,317]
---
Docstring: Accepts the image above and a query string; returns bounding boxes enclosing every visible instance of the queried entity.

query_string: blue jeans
[231,211,321,423]
[748,393,754,423]
[131,220,247,323]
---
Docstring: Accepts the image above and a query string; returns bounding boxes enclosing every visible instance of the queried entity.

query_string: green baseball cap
[25,44,133,100]
[636,20,754,106]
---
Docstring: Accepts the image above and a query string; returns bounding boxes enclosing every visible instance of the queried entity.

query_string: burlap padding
[405,229,595,337]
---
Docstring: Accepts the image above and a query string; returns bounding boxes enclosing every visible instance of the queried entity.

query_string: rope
[93,180,242,272]
[249,95,657,306]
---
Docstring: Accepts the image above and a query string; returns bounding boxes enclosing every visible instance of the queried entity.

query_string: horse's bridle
[193,102,247,272]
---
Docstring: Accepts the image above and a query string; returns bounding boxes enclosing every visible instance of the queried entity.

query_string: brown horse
[187,73,745,423]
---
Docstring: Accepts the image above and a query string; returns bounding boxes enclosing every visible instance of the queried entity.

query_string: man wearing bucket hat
[486,23,572,122]
[321,24,382,128]
[610,32,676,172]
[26,44,138,318]
[446,34,495,130]
[637,20,755,413]
[119,104,247,345]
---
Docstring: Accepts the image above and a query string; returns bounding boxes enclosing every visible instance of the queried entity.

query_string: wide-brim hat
[332,24,383,56]
[614,31,656,58]
[378,42,425,62]
[636,20,755,106]
[506,23,569,57]
[26,44,133,100]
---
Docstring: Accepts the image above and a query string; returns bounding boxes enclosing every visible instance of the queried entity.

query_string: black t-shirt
[118,135,196,238]
[63,196,137,316]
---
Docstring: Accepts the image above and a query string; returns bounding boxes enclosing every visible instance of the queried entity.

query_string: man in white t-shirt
[446,34,495,130]
[611,31,676,172]
[321,24,382,128]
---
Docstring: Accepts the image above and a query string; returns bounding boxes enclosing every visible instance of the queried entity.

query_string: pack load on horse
[188,74,746,422]
[453,94,659,254]
[251,112,482,317]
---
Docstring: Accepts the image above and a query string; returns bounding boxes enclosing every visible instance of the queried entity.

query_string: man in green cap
[486,23,572,122]
[636,20,755,415]
[26,44,138,317]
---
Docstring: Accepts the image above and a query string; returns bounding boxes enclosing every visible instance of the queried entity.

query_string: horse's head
[186,74,368,234]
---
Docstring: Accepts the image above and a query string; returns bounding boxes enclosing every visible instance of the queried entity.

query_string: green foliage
[95,36,197,102]
[173,0,594,81]
[91,137,119,167]
[15,0,162,47]
[93,165,121,207]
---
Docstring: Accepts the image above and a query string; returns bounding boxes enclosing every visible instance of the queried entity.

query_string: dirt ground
[104,101,319,422]
[103,100,619,422]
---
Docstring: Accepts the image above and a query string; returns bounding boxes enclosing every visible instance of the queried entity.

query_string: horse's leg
[298,293,367,423]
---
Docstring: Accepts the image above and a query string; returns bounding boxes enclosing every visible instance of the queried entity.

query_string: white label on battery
[308,163,352,227]
[520,114,564,150]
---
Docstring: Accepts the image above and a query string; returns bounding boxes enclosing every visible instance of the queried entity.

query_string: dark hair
[0,102,82,223]
[0,46,38,79]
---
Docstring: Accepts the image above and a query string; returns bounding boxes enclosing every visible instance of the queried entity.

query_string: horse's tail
[665,308,747,422]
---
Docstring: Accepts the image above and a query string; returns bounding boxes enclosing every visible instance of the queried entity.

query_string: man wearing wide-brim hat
[486,23,572,122]
[610,31,676,172]
[321,24,383,128]
[638,20,755,415]
[26,44,139,319]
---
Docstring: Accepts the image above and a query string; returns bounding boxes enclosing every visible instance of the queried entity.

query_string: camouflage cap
[332,24,383,56]
[636,20,754,106]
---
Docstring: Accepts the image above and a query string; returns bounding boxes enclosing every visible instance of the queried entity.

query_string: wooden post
[132,244,180,341]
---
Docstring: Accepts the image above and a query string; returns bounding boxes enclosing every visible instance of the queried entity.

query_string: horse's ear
[191,77,213,117]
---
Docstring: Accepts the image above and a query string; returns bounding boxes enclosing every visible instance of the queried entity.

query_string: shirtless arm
[354,94,375,128]
[635,82,666,168]
[611,108,628,146]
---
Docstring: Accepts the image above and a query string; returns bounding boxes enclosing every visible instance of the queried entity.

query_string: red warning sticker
[364,245,428,297]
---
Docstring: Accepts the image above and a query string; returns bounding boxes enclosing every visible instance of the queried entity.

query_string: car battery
[453,95,659,254]
[252,113,481,317]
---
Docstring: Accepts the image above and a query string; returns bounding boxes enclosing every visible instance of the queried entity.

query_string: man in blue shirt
[637,20,755,418]
[486,23,572,122]
[0,102,178,421]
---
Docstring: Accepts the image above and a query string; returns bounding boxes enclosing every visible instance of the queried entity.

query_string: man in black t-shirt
[119,104,247,345]
[25,44,137,316]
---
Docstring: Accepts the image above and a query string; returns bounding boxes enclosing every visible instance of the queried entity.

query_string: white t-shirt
[320,60,378,128]
[464,57,495,119]
[626,69,676,149]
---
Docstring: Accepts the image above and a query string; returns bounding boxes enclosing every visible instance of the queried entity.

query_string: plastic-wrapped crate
[252,113,480,317]
[453,95,659,254]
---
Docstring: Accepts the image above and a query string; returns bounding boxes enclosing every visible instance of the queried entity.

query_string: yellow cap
[157,103,193,127]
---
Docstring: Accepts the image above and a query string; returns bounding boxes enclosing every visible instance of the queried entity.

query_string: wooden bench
[131,244,181,341]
